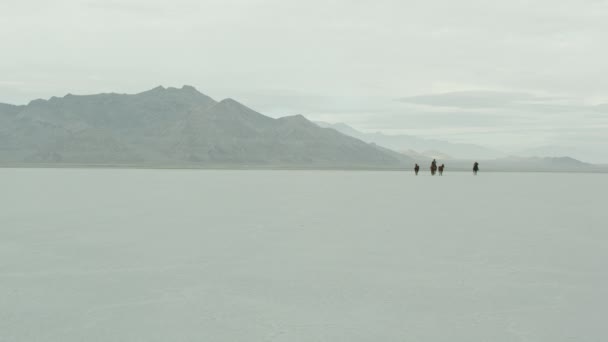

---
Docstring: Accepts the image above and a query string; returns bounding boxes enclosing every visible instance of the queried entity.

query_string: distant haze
[1,0,607,162]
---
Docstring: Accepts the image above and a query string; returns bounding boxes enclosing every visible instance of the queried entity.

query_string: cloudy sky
[1,0,607,162]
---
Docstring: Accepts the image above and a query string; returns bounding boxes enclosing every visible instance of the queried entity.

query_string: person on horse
[438,164,445,176]
[414,164,420,175]
[430,159,437,176]
[473,161,479,175]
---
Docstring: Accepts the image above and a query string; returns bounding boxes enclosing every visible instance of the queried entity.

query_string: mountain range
[0,86,410,169]
[1,85,605,172]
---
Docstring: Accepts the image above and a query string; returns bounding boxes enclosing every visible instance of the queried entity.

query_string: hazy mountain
[0,86,410,169]
[410,156,605,173]
[515,145,605,165]
[315,122,608,172]
[315,121,504,160]
[399,149,452,161]
[487,156,592,171]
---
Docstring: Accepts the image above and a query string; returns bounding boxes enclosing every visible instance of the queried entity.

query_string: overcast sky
[1,0,607,162]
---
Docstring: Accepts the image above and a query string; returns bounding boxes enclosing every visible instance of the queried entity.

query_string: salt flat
[1,169,606,341]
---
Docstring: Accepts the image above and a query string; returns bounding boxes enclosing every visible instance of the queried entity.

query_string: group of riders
[414,159,480,176]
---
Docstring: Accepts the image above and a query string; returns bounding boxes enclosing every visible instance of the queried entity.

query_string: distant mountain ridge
[0,86,410,169]
[435,156,601,172]
[315,121,607,172]
[314,121,504,160]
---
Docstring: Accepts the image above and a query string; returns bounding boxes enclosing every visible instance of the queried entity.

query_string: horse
[473,162,479,175]
[430,163,437,176]
[414,164,420,175]
[438,164,444,176]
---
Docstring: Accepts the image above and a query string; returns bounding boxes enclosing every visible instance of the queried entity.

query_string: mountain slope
[0,86,411,168]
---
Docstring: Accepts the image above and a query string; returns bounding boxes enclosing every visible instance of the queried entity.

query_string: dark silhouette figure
[414,164,420,175]
[438,164,445,176]
[473,161,479,175]
[430,159,437,176]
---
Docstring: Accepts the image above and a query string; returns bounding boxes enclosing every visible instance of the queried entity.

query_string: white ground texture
[1,169,607,341]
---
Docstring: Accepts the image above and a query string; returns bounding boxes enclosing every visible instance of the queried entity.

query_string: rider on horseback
[430,159,438,176]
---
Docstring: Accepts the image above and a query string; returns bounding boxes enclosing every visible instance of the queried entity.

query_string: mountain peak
[219,98,240,105]
[165,85,200,93]
[280,114,309,122]
[27,98,48,106]
[135,85,216,104]
[141,85,201,94]
[137,86,166,95]
[181,85,198,92]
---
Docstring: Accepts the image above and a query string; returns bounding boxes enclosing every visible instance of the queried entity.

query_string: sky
[1,0,607,162]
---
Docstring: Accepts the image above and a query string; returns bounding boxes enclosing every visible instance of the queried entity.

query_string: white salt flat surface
[1,169,607,341]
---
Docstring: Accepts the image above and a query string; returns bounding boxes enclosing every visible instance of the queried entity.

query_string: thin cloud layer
[400,91,557,109]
